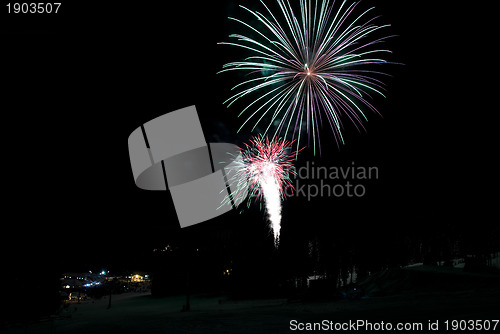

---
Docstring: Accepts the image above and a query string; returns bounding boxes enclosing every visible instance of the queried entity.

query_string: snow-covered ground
[4,280,500,334]
[492,252,500,269]
[3,255,499,334]
[404,252,500,270]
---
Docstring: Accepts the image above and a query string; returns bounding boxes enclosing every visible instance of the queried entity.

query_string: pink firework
[242,136,297,201]
[226,136,300,245]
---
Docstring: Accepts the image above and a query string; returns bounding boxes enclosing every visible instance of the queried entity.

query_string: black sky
[2,1,493,274]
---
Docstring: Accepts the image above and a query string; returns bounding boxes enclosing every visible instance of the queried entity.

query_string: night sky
[2,0,493,278]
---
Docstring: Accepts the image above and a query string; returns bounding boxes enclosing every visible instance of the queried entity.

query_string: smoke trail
[259,166,282,245]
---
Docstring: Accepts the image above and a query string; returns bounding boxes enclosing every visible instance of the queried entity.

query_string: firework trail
[222,136,299,245]
[219,0,394,154]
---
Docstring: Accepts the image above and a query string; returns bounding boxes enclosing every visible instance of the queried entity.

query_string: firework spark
[218,0,394,154]
[223,136,299,245]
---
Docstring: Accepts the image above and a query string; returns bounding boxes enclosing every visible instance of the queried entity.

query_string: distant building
[123,273,150,282]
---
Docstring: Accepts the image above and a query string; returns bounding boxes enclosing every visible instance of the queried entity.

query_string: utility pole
[182,230,191,312]
[107,278,113,309]
[184,270,190,312]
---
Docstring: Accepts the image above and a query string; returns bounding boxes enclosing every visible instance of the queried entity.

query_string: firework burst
[223,136,299,245]
[219,0,394,154]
